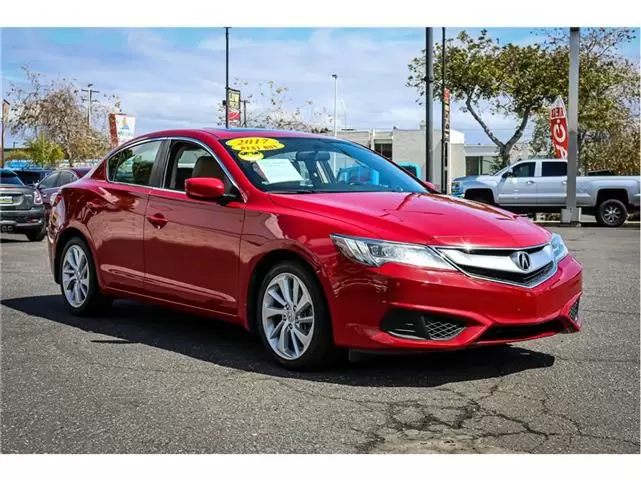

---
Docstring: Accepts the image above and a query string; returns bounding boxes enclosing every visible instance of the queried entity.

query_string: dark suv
[0,168,46,241]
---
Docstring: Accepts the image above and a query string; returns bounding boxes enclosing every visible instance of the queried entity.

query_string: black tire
[25,225,46,242]
[596,198,628,228]
[59,236,112,316]
[256,260,337,370]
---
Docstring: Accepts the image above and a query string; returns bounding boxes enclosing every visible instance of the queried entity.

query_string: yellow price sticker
[238,151,264,161]
[226,137,285,153]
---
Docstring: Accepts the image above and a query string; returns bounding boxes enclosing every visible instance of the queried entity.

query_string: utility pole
[440,27,447,191]
[341,98,348,130]
[81,83,100,126]
[225,27,230,129]
[425,28,434,183]
[242,100,249,127]
[562,27,581,226]
[1,99,9,168]
[332,74,338,137]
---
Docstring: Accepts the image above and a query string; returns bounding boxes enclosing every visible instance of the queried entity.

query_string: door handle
[526,180,536,185]
[146,213,168,229]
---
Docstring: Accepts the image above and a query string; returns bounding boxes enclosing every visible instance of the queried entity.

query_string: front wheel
[256,261,336,370]
[59,237,112,316]
[596,199,627,227]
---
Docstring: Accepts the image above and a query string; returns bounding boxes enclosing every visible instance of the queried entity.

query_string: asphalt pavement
[1,225,639,453]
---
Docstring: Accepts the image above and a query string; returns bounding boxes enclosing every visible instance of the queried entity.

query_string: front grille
[461,261,555,286]
[476,319,566,343]
[381,309,466,341]
[568,299,580,321]
[436,243,557,288]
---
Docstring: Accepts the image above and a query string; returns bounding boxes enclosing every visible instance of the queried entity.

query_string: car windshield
[220,136,428,194]
[0,171,24,185]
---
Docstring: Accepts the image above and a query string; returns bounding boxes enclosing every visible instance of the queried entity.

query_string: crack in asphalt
[258,366,639,454]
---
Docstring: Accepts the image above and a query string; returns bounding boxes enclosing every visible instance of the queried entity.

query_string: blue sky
[2,27,639,147]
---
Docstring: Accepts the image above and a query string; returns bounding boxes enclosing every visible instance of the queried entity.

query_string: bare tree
[6,67,121,165]
[218,79,332,133]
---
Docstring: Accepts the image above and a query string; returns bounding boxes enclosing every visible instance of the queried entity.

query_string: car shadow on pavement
[2,295,556,388]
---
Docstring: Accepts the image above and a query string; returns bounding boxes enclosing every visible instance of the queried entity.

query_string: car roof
[131,128,330,142]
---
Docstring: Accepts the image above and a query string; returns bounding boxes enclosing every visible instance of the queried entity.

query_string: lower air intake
[381,309,466,341]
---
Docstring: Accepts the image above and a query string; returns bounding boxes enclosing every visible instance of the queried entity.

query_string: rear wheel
[256,261,336,370]
[59,237,112,316]
[596,198,627,227]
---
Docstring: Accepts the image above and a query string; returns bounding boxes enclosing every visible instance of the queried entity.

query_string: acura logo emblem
[514,251,531,271]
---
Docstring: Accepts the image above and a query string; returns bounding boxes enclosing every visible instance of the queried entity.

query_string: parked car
[48,129,583,369]
[35,167,92,221]
[398,162,421,178]
[12,168,55,186]
[451,158,641,227]
[0,168,46,241]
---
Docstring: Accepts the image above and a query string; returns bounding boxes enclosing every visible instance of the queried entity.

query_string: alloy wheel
[261,273,315,360]
[603,205,622,225]
[62,245,90,308]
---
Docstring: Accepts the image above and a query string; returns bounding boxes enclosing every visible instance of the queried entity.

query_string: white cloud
[1,28,539,145]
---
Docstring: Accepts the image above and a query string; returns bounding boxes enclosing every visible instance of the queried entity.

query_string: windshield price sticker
[226,137,285,153]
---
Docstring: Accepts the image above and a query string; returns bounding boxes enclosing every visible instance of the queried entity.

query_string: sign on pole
[549,96,568,159]
[443,88,451,141]
[109,113,136,147]
[227,89,241,126]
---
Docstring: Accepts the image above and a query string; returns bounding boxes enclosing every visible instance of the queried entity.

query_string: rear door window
[541,162,567,177]
[38,172,60,189]
[57,171,77,186]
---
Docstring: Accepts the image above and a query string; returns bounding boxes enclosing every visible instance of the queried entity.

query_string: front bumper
[326,255,582,351]
[0,207,45,233]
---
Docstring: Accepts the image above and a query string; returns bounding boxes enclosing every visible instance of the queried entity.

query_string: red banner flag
[549,96,568,159]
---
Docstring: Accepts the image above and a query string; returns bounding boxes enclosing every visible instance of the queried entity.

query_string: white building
[463,143,531,176]
[333,124,466,193]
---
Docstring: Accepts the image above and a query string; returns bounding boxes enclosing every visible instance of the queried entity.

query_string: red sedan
[47,129,583,369]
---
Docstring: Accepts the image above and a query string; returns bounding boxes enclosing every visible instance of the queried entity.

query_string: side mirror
[185,177,226,201]
[502,171,513,179]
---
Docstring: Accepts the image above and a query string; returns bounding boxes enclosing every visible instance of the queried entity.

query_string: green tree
[6,67,121,165]
[4,149,30,161]
[529,28,639,175]
[407,30,564,168]
[218,79,331,133]
[25,134,65,167]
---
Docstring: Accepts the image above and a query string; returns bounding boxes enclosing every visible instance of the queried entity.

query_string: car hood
[453,175,499,183]
[269,192,551,248]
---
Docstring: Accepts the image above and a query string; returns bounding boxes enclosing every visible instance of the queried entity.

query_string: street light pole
[242,100,249,127]
[440,27,446,191]
[225,27,230,129]
[563,27,581,225]
[332,74,338,137]
[425,27,434,183]
[1,99,9,168]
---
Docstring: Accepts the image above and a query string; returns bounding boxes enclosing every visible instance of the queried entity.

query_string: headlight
[330,234,455,270]
[550,233,569,262]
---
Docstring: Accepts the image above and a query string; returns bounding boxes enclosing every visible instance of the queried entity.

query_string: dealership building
[333,124,531,193]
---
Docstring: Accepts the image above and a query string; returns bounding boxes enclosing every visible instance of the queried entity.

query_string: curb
[534,221,640,229]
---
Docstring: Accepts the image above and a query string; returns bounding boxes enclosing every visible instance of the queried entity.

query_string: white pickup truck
[451,158,640,227]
